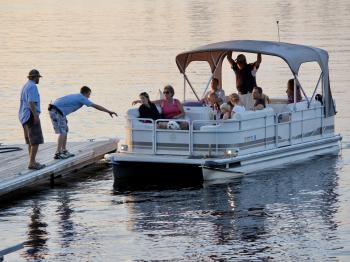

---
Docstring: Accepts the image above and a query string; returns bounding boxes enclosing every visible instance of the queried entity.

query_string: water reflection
[22,201,48,261]
[56,191,75,249]
[0,0,348,259]
[115,155,340,260]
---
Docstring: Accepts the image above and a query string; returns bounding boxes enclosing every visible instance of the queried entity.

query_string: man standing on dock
[48,86,117,159]
[19,69,45,170]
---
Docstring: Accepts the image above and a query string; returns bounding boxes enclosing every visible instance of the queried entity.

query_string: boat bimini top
[175,40,336,117]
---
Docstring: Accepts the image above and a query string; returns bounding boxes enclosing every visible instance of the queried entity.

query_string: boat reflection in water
[22,201,49,261]
[20,191,77,261]
[114,155,341,260]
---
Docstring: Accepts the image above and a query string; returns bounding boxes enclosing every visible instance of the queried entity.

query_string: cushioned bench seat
[200,107,275,132]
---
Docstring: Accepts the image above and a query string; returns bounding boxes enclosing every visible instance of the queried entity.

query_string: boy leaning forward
[48,86,117,159]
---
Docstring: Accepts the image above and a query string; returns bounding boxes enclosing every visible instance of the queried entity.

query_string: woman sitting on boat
[132,85,187,128]
[158,85,185,120]
[133,85,185,119]
[286,79,303,103]
[202,78,226,106]
[138,92,161,122]
[159,85,189,129]
[228,93,245,116]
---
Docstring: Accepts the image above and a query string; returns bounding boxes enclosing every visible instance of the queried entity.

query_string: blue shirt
[53,93,93,116]
[19,80,41,124]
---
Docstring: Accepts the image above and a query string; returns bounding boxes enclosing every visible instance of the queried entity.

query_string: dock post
[50,174,55,188]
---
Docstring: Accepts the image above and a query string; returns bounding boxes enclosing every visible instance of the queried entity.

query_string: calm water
[1,0,350,261]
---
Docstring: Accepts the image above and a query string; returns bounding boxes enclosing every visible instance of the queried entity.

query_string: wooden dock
[0,138,118,198]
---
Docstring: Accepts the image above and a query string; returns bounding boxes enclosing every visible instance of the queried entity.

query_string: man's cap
[28,69,42,78]
[236,54,247,63]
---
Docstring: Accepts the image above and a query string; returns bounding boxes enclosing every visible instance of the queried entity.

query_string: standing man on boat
[19,69,45,170]
[48,86,117,159]
[227,52,262,110]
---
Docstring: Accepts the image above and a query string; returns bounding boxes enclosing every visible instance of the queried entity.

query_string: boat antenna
[276,20,280,42]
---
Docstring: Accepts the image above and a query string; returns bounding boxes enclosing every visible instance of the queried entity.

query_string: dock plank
[0,138,118,197]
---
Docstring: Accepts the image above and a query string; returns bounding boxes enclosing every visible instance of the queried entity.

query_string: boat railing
[154,119,191,155]
[127,105,325,156]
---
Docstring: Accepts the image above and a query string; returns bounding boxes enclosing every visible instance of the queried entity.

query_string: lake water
[1,0,350,261]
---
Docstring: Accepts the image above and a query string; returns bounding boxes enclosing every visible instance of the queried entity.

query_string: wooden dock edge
[0,139,118,198]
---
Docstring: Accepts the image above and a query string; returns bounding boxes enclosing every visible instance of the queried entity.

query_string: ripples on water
[1,0,350,261]
[1,153,349,261]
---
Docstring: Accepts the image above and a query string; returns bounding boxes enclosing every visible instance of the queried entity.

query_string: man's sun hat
[28,69,42,78]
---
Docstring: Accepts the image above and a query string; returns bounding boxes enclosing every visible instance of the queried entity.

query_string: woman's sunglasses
[163,91,170,94]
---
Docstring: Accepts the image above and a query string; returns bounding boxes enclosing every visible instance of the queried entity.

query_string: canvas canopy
[175,40,336,117]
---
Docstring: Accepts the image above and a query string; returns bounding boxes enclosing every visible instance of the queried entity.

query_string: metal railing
[0,243,24,261]
[126,105,325,156]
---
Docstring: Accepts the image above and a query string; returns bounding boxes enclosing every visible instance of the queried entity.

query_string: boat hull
[202,135,341,180]
[112,161,203,185]
[110,135,342,182]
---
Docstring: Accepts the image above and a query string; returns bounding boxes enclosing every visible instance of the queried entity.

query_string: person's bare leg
[28,145,31,164]
[29,144,39,167]
[57,134,66,153]
[62,134,67,151]
[56,135,60,153]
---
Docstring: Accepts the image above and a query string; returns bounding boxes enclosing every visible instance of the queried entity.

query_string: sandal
[62,150,75,158]
[54,152,69,160]
[28,163,46,170]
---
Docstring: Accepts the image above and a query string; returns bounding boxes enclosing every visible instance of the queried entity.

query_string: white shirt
[232,105,246,114]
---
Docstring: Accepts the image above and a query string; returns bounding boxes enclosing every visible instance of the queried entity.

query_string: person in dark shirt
[227,52,262,110]
[138,92,161,121]
[252,86,266,110]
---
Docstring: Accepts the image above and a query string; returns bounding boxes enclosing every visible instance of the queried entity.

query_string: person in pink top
[133,85,187,128]
[159,85,185,119]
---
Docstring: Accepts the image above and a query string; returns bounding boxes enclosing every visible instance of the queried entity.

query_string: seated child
[228,93,246,117]
[220,103,232,120]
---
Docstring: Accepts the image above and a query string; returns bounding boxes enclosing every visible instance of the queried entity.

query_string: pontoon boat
[105,40,342,182]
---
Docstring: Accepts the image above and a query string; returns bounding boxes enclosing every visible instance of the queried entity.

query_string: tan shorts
[22,114,44,145]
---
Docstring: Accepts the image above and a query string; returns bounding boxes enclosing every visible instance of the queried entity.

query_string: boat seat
[199,121,239,132]
[127,108,141,118]
[232,107,275,120]
[184,106,212,122]
[287,100,321,111]
[127,106,162,119]
[199,108,275,132]
[127,108,157,130]
[268,104,290,115]
[127,106,191,129]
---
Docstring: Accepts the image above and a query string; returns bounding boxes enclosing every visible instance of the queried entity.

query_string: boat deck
[0,139,118,198]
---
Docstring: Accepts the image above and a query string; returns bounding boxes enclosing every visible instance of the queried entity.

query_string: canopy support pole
[308,72,323,108]
[176,62,201,101]
[183,73,201,101]
[183,75,186,101]
[202,75,214,98]
[294,74,310,105]
[201,53,226,98]
[293,75,297,110]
